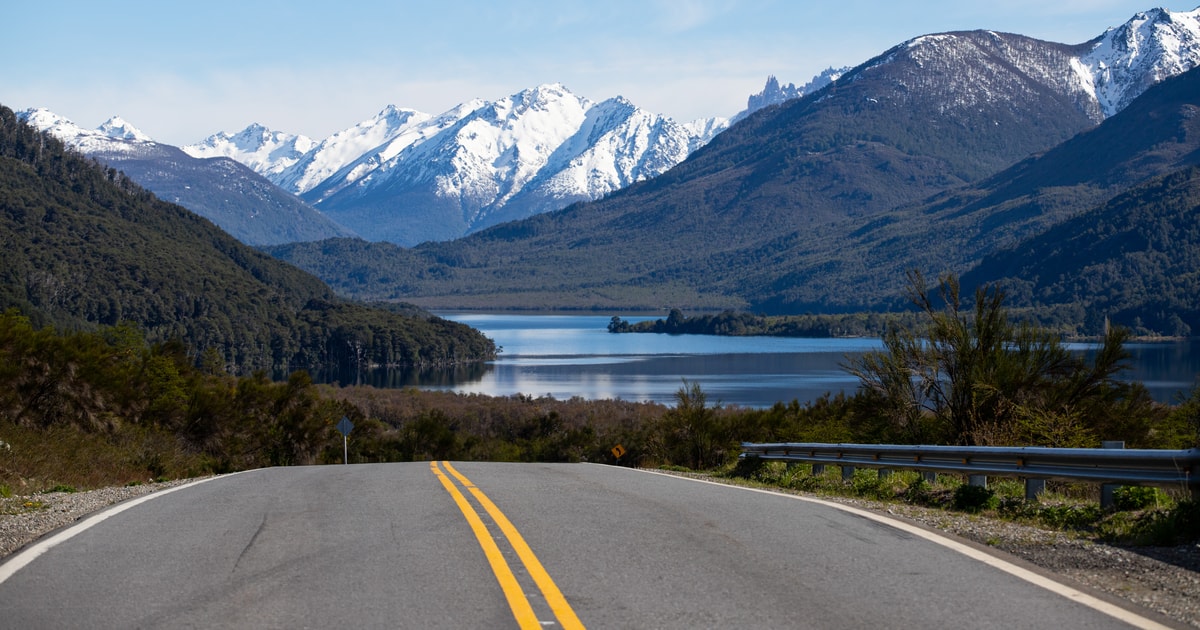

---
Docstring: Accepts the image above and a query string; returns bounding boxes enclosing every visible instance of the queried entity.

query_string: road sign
[611,444,626,459]
[336,416,354,465]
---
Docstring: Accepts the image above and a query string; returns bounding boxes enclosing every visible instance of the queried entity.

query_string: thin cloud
[652,0,744,33]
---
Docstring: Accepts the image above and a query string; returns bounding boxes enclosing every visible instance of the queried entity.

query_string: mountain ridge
[182,69,853,245]
[264,15,1200,330]
[17,109,354,246]
[32,8,1200,249]
[745,63,1200,314]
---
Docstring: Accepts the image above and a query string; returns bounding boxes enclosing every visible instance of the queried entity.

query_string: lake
[388,314,1200,408]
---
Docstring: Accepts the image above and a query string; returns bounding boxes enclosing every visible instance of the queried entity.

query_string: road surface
[0,462,1174,628]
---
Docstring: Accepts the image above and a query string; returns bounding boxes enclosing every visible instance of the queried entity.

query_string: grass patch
[0,423,212,493]
[725,461,1200,545]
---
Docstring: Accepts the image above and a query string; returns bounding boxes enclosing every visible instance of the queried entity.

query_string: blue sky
[3,1,1196,145]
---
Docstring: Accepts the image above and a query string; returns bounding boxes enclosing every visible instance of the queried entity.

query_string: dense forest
[964,166,1200,338]
[0,106,495,376]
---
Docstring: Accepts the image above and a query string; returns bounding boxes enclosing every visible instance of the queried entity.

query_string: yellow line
[443,462,586,630]
[429,461,541,630]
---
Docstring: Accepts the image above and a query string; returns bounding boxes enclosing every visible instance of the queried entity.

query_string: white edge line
[629,467,1174,630]
[0,474,236,586]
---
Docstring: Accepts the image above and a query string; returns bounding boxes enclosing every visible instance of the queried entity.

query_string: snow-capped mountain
[19,108,155,154]
[263,83,729,245]
[128,6,1200,247]
[183,124,316,180]
[452,92,703,226]
[224,9,1199,247]
[840,6,1200,132]
[1074,7,1200,116]
[18,109,355,246]
[293,102,477,202]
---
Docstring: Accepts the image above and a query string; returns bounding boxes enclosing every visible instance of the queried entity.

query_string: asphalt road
[0,463,1173,629]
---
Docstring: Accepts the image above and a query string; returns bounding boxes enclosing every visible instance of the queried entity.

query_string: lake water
[399,314,1200,408]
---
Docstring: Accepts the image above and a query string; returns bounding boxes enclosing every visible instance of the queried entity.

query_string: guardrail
[739,442,1200,503]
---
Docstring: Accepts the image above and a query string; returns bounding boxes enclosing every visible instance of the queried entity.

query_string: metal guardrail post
[841,466,855,482]
[1025,479,1046,500]
[968,474,987,488]
[1100,441,1124,509]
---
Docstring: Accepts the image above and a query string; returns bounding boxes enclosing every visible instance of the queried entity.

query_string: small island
[607,309,914,338]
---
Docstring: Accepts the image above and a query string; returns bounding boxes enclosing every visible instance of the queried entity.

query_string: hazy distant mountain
[18,109,353,246]
[731,68,850,123]
[189,73,857,245]
[309,85,731,244]
[188,105,442,198]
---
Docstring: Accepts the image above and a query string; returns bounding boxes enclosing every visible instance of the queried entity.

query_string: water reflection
[383,313,883,407]
[319,314,1200,409]
[308,361,491,390]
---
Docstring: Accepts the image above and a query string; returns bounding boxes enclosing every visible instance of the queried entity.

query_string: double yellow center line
[430,461,585,630]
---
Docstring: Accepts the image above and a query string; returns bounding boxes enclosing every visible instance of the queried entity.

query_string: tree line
[607,309,922,338]
[3,273,1196,495]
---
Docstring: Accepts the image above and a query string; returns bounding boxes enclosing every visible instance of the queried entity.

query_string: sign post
[336,416,354,465]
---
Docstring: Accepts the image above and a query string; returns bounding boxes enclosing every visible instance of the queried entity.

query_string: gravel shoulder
[2,474,1198,628]
[0,479,204,560]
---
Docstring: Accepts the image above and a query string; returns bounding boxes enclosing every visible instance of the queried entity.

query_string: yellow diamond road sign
[611,444,626,459]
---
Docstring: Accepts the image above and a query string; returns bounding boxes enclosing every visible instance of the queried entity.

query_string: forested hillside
[0,106,495,376]
[963,166,1200,336]
[751,65,1200,315]
[88,143,356,246]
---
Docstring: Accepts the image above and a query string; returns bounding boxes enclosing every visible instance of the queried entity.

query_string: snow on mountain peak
[273,104,437,196]
[16,108,85,137]
[97,116,152,142]
[1076,6,1200,116]
[288,83,730,241]
[17,108,154,154]
[183,123,315,178]
[410,83,598,209]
